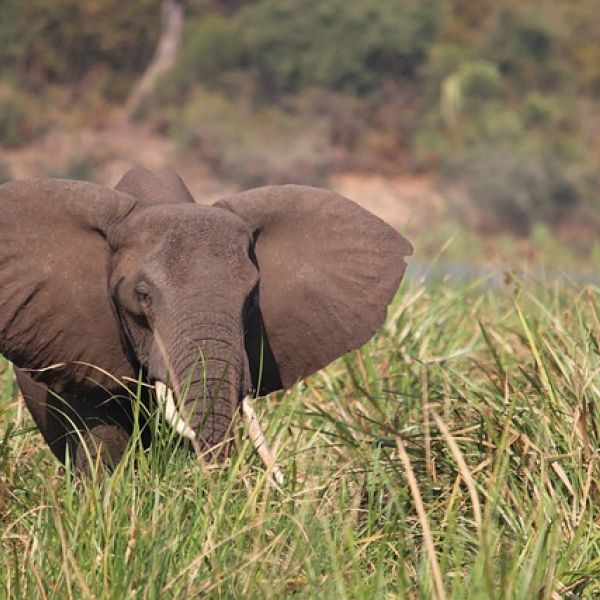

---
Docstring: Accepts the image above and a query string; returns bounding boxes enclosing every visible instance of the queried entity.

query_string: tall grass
[0,275,598,598]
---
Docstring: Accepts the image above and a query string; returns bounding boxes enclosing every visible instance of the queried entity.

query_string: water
[405,260,599,288]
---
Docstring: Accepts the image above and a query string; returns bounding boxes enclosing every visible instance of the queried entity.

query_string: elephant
[0,168,412,476]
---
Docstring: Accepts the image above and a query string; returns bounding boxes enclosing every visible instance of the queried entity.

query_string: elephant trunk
[155,319,245,457]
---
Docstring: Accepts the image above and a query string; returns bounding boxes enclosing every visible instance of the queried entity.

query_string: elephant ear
[0,179,137,390]
[115,167,196,206]
[214,184,412,395]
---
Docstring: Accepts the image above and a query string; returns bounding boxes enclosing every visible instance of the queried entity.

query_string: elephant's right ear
[115,167,196,206]
[0,179,137,385]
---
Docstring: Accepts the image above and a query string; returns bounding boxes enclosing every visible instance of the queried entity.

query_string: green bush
[420,43,475,91]
[169,15,245,96]
[440,60,502,130]
[564,0,600,95]
[435,104,594,234]
[481,4,567,92]
[519,93,563,128]
[238,0,442,94]
[453,142,589,234]
[48,156,98,182]
[0,0,161,93]
[416,19,596,236]
[0,160,12,183]
[0,85,39,148]
[174,89,333,186]
[166,0,443,101]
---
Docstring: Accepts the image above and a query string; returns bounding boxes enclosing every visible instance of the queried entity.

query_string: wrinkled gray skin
[0,168,412,473]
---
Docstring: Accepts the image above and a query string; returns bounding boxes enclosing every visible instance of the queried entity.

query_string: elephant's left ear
[214,185,412,394]
[115,168,196,206]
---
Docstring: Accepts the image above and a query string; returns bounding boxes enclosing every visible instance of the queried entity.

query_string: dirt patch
[0,121,444,231]
[329,173,446,232]
[0,121,236,201]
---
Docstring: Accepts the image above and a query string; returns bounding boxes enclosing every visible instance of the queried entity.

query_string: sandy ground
[0,121,445,234]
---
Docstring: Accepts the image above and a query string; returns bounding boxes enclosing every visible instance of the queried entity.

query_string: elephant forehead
[111,206,244,255]
[130,205,250,242]
[163,213,251,262]
[115,206,255,284]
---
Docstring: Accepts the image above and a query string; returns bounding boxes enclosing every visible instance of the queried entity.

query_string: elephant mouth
[154,380,196,440]
[154,382,285,486]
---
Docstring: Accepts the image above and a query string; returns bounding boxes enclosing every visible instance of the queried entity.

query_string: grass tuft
[1,276,598,598]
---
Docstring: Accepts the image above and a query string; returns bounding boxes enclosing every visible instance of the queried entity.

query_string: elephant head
[0,169,412,465]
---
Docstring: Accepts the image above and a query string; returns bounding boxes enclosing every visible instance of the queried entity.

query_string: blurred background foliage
[0,0,598,239]
[0,0,160,92]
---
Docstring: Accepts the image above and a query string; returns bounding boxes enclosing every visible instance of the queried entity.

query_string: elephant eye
[134,286,152,309]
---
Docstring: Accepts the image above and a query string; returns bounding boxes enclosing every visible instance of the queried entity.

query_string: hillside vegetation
[0,0,598,236]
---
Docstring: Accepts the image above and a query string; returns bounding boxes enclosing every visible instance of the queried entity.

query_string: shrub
[440,60,502,130]
[481,3,568,92]
[0,160,12,183]
[238,0,442,95]
[519,93,563,128]
[440,108,594,234]
[0,0,161,92]
[48,156,98,182]
[564,0,600,95]
[417,31,595,236]
[169,15,245,96]
[165,0,443,102]
[174,89,334,186]
[0,84,39,148]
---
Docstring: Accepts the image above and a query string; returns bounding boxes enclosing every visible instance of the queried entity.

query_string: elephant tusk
[242,396,284,485]
[155,381,196,440]
[154,385,284,485]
